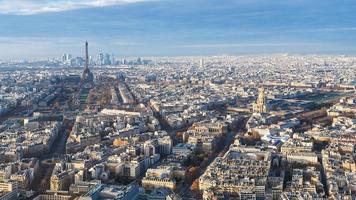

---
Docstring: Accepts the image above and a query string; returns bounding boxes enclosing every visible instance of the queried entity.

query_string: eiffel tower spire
[85,41,89,70]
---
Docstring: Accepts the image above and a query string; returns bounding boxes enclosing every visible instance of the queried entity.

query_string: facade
[78,183,139,200]
[0,181,18,200]
[142,177,176,191]
[33,192,73,200]
[50,170,76,192]
[142,168,176,191]
[158,136,173,155]
[199,149,270,199]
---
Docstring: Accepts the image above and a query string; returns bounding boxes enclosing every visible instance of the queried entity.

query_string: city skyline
[1,0,356,59]
[0,52,355,200]
[0,1,355,199]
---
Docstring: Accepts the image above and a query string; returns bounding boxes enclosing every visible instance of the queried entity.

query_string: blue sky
[0,0,356,59]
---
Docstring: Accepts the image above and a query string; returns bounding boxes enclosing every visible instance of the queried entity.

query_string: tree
[176,132,184,140]
[191,179,199,191]
[188,166,198,176]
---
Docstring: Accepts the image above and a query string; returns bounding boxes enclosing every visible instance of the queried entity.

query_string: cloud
[0,36,82,45]
[176,42,324,48]
[0,0,155,15]
[0,36,140,48]
[112,41,140,46]
[0,36,143,59]
[285,27,356,33]
[0,36,82,59]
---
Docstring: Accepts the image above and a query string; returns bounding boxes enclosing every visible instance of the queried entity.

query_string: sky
[0,0,356,59]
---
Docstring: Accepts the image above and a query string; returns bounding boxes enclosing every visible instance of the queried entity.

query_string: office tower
[111,53,115,65]
[200,59,204,68]
[62,54,72,62]
[98,53,104,65]
[104,53,111,65]
[137,57,142,65]
[62,53,72,65]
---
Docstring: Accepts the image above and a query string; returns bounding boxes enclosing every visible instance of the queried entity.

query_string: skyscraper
[200,59,204,68]
[111,53,115,65]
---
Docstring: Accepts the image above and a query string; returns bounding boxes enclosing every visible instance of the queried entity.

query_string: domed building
[252,87,269,113]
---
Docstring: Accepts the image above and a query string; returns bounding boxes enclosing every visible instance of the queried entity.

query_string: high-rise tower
[199,59,204,68]
[80,41,94,88]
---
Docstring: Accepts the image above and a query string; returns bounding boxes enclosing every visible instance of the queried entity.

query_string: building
[0,181,18,200]
[158,136,173,155]
[144,140,158,157]
[172,143,194,158]
[199,149,270,199]
[199,59,204,68]
[50,169,76,192]
[252,87,268,113]
[33,191,73,200]
[78,183,139,200]
[142,168,176,191]
[281,139,318,164]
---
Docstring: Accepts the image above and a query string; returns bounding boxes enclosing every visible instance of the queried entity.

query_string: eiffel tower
[80,41,94,88]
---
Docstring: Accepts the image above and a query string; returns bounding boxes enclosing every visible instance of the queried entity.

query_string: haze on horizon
[0,0,356,59]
